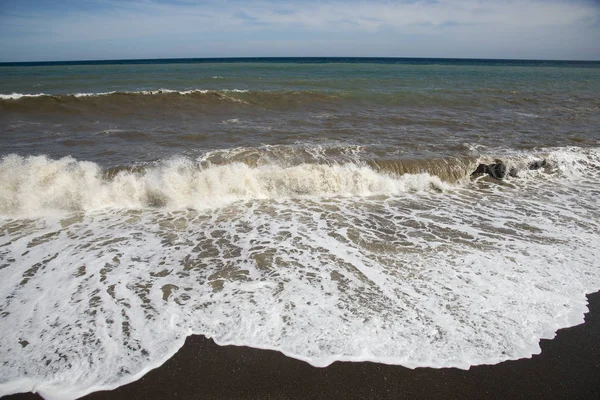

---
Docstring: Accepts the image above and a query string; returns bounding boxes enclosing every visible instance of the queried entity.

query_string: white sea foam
[0,89,250,100]
[515,112,539,118]
[0,93,49,100]
[73,91,116,97]
[222,118,241,124]
[0,147,599,399]
[0,154,451,217]
[133,88,249,95]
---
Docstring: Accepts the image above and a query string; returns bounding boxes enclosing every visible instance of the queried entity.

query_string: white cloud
[1,0,599,60]
[232,0,597,31]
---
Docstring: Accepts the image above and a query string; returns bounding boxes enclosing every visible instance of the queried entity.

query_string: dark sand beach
[8,291,599,400]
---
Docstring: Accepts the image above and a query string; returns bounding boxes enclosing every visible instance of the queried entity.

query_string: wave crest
[2,147,598,217]
[0,155,450,216]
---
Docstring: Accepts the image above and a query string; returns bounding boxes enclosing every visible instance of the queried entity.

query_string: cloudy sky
[0,0,599,62]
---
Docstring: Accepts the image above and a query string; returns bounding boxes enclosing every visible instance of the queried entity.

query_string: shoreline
[7,291,599,400]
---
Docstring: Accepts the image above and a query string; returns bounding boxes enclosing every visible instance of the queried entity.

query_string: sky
[0,0,599,62]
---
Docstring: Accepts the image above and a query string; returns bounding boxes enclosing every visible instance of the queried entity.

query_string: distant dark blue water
[2,57,599,68]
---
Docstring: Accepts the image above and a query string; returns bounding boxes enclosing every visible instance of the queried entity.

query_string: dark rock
[487,162,507,179]
[471,164,489,176]
[472,159,547,180]
[471,161,510,180]
[528,159,547,170]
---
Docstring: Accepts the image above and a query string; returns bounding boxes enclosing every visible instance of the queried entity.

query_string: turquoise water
[2,58,599,96]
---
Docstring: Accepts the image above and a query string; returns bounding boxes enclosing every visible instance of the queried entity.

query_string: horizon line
[1,56,600,66]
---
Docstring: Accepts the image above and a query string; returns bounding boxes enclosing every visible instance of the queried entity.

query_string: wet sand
[8,291,600,400]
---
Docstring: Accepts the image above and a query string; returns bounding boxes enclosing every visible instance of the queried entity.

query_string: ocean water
[1,58,599,399]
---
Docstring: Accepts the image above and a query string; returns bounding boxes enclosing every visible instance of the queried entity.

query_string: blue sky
[0,0,599,61]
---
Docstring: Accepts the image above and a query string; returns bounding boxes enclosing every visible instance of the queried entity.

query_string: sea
[1,57,599,399]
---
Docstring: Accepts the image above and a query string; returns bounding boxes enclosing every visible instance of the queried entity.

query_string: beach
[1,58,599,399]
[8,291,598,399]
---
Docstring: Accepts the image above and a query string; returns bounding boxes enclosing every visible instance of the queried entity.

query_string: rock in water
[471,164,489,176]
[471,161,511,180]
[487,162,507,179]
[528,159,547,170]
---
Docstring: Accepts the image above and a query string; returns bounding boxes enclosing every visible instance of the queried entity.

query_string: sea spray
[0,154,452,216]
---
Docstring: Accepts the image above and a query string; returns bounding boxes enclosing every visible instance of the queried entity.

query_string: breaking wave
[0,87,555,112]
[0,154,452,216]
[1,146,597,217]
[0,89,344,113]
